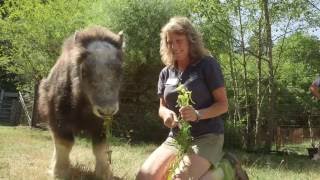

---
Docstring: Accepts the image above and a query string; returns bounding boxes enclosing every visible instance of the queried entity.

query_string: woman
[136,16,248,180]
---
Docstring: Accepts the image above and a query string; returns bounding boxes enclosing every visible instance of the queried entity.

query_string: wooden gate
[0,89,21,125]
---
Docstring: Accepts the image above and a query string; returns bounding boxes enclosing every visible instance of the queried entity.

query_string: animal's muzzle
[93,103,119,118]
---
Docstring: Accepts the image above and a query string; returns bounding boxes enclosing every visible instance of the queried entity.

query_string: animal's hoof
[112,175,125,180]
[95,170,113,180]
[48,167,71,179]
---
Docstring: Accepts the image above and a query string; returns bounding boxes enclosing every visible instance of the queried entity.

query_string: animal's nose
[97,109,109,117]
[95,105,118,117]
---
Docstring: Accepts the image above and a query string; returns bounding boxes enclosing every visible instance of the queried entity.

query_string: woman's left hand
[179,105,198,122]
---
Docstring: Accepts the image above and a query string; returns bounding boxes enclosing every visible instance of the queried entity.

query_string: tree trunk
[238,0,251,149]
[227,40,241,125]
[255,11,263,148]
[263,0,276,151]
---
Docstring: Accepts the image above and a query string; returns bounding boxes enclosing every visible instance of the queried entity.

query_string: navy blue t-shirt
[157,56,225,138]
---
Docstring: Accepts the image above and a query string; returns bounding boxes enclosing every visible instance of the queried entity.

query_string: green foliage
[273,32,320,127]
[275,32,320,73]
[191,0,233,55]
[224,118,245,149]
[0,0,93,91]
[175,84,193,153]
[102,0,189,66]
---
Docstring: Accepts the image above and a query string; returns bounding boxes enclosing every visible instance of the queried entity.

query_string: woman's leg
[136,144,177,180]
[172,134,224,179]
[173,154,211,180]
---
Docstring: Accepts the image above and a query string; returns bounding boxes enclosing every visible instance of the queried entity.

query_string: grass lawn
[0,126,320,180]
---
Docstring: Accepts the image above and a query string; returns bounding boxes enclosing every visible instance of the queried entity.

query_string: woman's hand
[179,105,199,122]
[163,109,179,128]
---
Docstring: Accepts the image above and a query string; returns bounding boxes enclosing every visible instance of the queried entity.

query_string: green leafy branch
[167,84,194,180]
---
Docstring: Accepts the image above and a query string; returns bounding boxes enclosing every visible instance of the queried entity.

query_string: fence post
[276,127,281,151]
[0,89,4,104]
[31,81,40,127]
[308,112,314,144]
[18,92,32,127]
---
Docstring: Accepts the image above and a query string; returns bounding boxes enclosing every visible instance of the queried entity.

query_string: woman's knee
[172,154,211,180]
[135,169,148,180]
[136,168,160,180]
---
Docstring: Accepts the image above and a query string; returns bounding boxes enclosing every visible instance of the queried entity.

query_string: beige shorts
[161,133,224,168]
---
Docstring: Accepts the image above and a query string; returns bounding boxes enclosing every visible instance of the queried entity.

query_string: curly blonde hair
[160,16,209,66]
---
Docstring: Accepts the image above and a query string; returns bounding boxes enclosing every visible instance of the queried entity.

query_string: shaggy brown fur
[38,26,124,180]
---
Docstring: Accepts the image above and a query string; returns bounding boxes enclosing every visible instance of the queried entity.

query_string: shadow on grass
[0,121,15,126]
[68,164,124,180]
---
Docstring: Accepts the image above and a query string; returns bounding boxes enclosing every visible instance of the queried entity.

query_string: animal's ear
[118,31,126,49]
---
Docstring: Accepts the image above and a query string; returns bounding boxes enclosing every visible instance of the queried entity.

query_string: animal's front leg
[93,137,112,180]
[50,132,74,179]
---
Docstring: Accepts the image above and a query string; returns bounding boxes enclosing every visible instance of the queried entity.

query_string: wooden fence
[0,89,31,126]
[0,89,19,125]
[275,125,320,150]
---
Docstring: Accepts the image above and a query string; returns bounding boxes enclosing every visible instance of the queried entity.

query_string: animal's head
[74,26,124,118]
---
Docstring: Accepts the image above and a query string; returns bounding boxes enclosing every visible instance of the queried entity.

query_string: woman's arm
[159,97,179,128]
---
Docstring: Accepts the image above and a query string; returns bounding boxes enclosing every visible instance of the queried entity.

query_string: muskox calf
[38,26,124,179]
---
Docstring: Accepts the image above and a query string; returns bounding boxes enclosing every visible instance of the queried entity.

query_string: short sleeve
[313,76,320,87]
[202,57,225,92]
[157,67,167,97]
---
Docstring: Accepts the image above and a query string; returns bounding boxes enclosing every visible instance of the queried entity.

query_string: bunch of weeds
[167,84,194,179]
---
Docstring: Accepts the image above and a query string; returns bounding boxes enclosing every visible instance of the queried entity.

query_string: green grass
[1,126,320,180]
[0,126,153,180]
[236,151,320,180]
